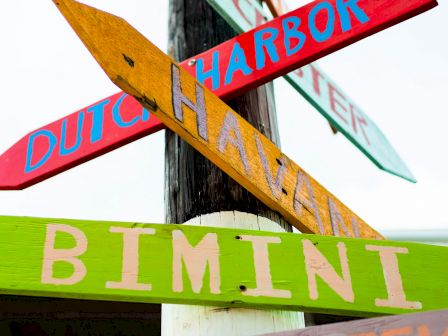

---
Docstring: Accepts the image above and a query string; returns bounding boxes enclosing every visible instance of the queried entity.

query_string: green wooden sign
[206,0,416,183]
[1,216,447,317]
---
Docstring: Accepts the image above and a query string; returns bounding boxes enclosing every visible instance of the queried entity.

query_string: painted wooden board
[260,310,448,335]
[0,215,447,316]
[0,92,164,190]
[206,0,416,182]
[52,0,383,239]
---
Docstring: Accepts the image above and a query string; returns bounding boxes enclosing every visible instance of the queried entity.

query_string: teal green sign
[206,0,415,183]
[1,216,446,316]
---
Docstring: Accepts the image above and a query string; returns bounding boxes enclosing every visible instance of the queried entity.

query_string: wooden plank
[205,0,416,182]
[260,310,448,335]
[0,215,447,316]
[0,92,164,190]
[52,0,383,238]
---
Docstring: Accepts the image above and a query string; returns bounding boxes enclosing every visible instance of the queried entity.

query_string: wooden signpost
[0,1,443,332]
[205,0,416,182]
[0,215,447,317]
[163,1,300,333]
[260,310,448,336]
[2,0,434,189]
[52,0,387,239]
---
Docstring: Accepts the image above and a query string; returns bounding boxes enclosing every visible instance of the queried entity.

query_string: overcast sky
[0,0,447,237]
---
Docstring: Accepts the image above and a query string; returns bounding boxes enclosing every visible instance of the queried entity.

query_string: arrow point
[52,0,125,83]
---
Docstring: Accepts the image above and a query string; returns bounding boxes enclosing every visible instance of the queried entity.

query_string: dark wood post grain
[163,0,301,332]
[165,0,291,232]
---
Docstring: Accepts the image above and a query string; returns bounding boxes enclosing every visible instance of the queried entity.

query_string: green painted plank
[206,0,416,183]
[0,216,446,317]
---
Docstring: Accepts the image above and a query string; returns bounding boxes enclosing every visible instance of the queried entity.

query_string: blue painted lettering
[25,130,57,173]
[60,112,85,156]
[87,99,110,143]
[282,16,307,57]
[309,2,335,42]
[225,42,253,85]
[336,0,369,32]
[197,51,221,90]
[141,108,150,122]
[254,27,279,70]
[113,93,149,128]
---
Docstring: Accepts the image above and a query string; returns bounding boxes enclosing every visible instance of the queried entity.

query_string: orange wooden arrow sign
[51,0,385,238]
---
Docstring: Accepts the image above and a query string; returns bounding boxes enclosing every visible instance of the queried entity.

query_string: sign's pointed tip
[407,177,417,184]
[387,169,417,184]
[52,0,76,10]
[51,0,126,84]
[51,0,160,102]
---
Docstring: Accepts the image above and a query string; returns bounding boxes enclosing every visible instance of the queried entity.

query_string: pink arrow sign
[0,0,437,189]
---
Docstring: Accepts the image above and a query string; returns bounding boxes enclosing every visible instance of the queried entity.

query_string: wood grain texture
[205,0,416,182]
[0,215,447,316]
[52,0,383,239]
[260,310,448,335]
[163,0,300,333]
[165,0,288,229]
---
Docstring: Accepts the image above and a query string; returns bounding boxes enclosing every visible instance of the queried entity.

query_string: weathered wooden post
[162,0,304,334]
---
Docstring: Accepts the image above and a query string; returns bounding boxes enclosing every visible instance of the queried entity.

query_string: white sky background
[0,0,446,236]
